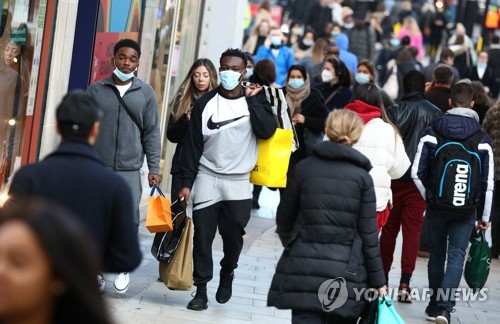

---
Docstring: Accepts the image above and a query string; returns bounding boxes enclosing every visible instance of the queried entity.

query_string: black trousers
[291,310,358,324]
[192,199,251,286]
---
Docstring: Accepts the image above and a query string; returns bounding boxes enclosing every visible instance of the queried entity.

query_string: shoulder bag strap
[324,87,341,106]
[109,85,144,142]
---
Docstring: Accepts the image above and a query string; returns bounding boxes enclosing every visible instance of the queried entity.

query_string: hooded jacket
[345,100,410,211]
[268,141,385,318]
[412,108,494,222]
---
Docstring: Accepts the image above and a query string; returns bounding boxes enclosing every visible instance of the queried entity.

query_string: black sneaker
[187,289,208,311]
[215,270,234,304]
[425,304,440,322]
[435,309,451,324]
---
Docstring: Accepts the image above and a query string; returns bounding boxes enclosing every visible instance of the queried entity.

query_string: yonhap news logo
[317,278,349,312]
[318,277,489,312]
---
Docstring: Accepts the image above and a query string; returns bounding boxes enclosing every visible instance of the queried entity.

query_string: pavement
[104,187,500,324]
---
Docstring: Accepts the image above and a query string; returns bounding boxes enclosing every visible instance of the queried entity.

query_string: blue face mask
[477,62,487,69]
[390,38,400,47]
[246,68,254,79]
[271,36,282,46]
[355,72,371,85]
[330,31,341,38]
[343,23,354,30]
[220,70,242,90]
[288,78,305,89]
[113,67,136,82]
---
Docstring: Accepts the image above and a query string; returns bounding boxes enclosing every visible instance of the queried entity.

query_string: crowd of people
[0,1,499,324]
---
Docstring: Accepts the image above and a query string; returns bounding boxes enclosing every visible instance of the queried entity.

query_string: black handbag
[359,296,378,324]
[151,199,186,263]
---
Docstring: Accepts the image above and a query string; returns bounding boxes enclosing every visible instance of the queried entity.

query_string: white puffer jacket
[353,118,410,211]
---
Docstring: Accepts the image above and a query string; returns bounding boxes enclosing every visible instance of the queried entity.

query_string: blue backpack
[427,130,484,217]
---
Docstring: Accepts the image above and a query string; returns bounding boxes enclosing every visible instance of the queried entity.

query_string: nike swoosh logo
[207,115,246,130]
[193,200,213,208]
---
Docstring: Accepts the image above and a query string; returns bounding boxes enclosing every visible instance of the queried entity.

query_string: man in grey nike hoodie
[179,48,276,311]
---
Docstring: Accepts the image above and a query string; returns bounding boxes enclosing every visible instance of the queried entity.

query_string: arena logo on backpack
[427,130,484,216]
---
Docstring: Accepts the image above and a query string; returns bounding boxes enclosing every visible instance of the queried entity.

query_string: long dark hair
[352,83,399,134]
[325,58,351,88]
[0,199,111,324]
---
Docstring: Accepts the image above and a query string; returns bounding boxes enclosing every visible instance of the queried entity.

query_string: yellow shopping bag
[250,128,293,188]
[146,184,173,233]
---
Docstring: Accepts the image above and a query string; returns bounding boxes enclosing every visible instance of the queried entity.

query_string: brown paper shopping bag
[160,216,193,290]
[146,184,173,233]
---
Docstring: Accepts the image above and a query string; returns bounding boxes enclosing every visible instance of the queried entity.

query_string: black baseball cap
[56,91,102,134]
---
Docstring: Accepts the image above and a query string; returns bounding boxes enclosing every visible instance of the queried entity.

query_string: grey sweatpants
[116,170,142,227]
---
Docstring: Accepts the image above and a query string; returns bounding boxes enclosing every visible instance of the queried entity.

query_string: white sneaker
[114,272,130,294]
[97,274,106,293]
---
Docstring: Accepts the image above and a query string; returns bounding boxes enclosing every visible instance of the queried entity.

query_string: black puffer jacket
[387,92,443,180]
[268,141,386,319]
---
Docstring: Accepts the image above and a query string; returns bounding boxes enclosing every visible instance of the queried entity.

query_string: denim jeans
[426,209,475,311]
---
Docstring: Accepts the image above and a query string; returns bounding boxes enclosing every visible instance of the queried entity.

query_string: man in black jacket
[9,92,142,292]
[381,71,443,302]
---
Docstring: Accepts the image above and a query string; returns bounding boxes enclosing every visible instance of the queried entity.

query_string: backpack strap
[468,129,486,145]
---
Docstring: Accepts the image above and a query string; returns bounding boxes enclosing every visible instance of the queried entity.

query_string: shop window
[0,0,46,190]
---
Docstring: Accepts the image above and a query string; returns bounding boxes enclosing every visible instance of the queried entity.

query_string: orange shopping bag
[146,184,173,233]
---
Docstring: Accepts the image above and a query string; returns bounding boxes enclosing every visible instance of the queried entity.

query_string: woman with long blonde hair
[398,16,424,59]
[167,58,217,197]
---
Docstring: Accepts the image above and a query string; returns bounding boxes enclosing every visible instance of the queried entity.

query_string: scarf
[285,76,311,116]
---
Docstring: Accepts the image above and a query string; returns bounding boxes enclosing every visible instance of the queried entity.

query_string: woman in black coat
[313,58,353,111]
[268,110,387,323]
[286,65,329,169]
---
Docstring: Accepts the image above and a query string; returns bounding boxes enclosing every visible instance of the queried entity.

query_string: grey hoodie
[445,107,480,122]
[87,77,161,174]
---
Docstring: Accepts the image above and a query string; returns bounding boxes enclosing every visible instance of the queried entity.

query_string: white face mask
[303,39,314,47]
[292,27,304,36]
[321,70,334,83]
